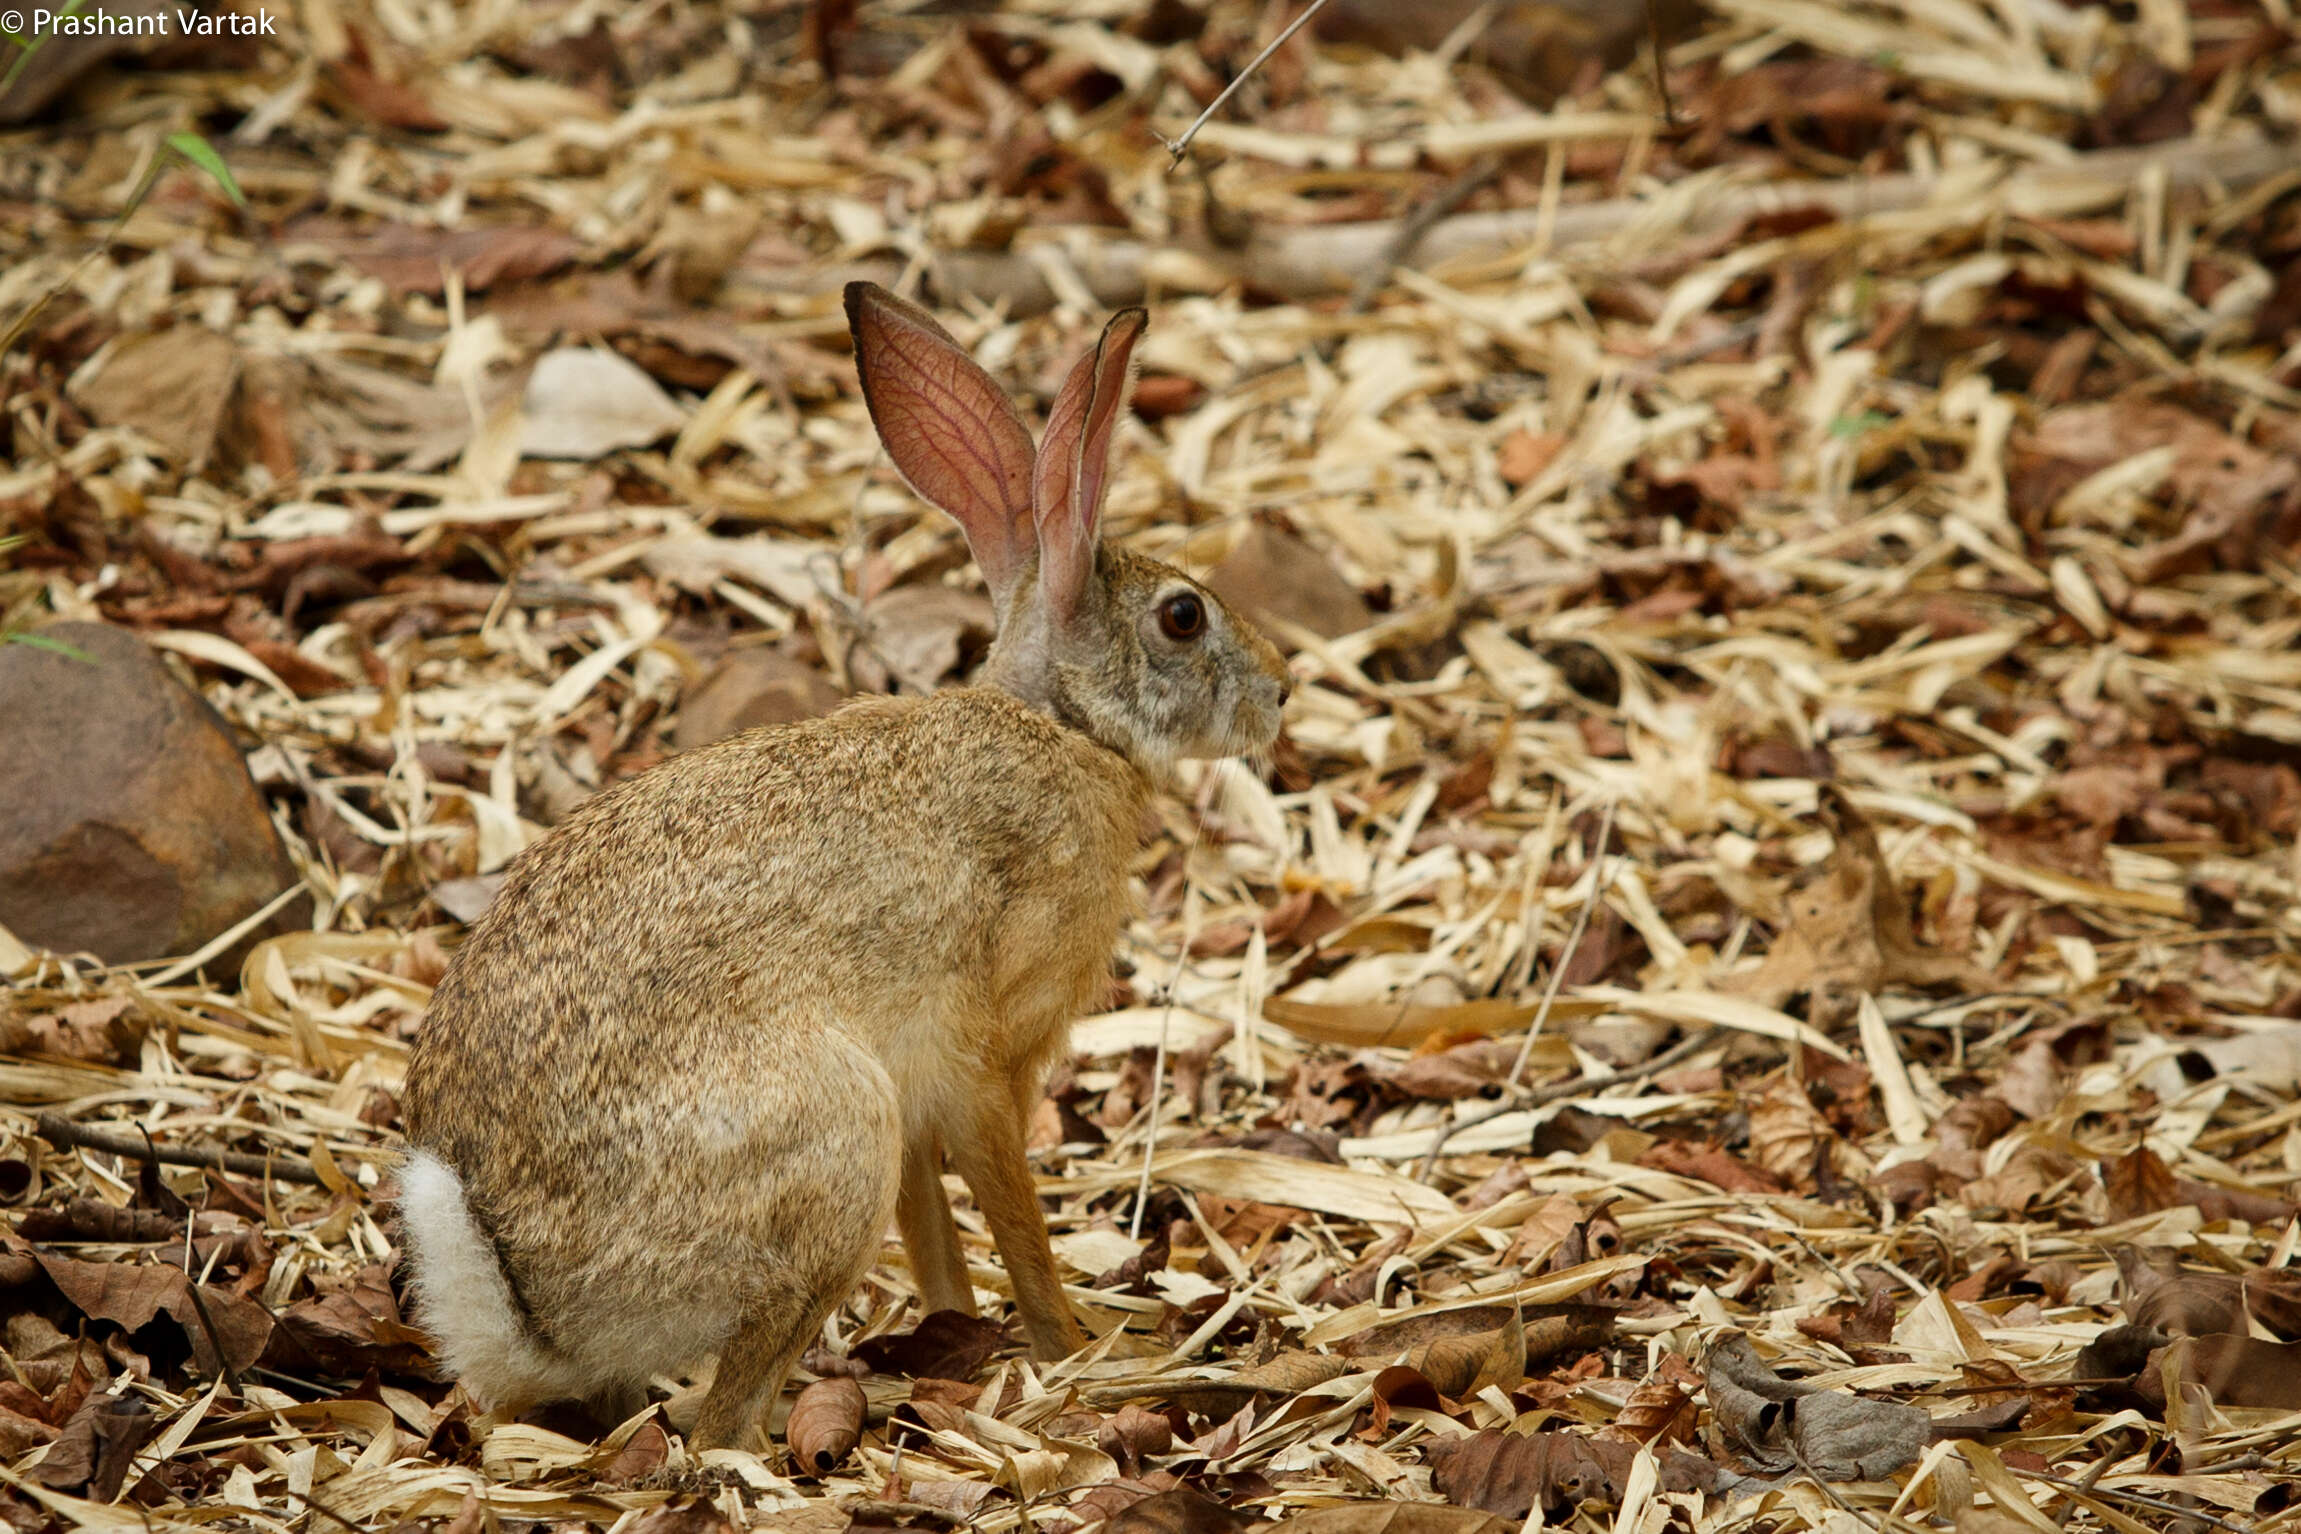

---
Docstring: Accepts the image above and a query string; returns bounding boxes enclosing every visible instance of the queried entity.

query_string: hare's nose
[1275,677,1294,706]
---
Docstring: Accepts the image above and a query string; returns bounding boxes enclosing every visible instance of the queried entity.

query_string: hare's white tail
[398,1149,582,1411]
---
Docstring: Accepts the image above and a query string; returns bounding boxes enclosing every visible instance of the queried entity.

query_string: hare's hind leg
[691,1031,900,1453]
[691,1265,824,1451]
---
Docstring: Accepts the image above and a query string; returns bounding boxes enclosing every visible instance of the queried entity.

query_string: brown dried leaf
[1704,1333,1927,1479]
[287,218,583,296]
[27,1388,155,1500]
[853,1311,1008,1380]
[259,1266,422,1377]
[1721,787,1985,1020]
[2103,1145,2180,1221]
[1106,1487,1246,1534]
[1281,1504,1512,1534]
[2149,1333,2301,1411]
[33,1251,271,1375]
[68,329,239,473]
[1402,1308,1527,1399]
[788,1376,865,1474]
[1096,1403,1174,1476]
[1204,522,1371,646]
[628,1497,739,1534]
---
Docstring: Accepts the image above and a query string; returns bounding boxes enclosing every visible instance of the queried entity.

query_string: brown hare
[398,283,1291,1452]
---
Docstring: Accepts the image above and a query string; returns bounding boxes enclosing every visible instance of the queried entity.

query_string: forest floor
[3,1,2301,1531]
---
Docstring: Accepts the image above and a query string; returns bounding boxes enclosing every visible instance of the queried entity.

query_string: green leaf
[165,131,247,209]
[2,631,99,664]
[1828,410,1892,440]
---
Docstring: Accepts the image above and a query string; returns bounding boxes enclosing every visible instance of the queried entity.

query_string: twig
[1414,1026,1726,1183]
[36,1112,327,1187]
[1130,795,1211,1240]
[1160,0,1337,167]
[2049,1454,2111,1530]
[779,139,2296,314]
[2015,1466,2261,1534]
[1503,798,1619,1091]
[1646,0,1678,132]
[1342,154,1503,316]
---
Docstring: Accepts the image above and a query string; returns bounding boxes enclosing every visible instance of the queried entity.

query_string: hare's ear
[846,282,1038,605]
[1032,307,1146,623]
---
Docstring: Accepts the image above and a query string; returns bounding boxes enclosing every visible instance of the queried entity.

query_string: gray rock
[0,622,306,969]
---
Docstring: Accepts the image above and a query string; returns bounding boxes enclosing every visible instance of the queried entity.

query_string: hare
[398,282,1291,1452]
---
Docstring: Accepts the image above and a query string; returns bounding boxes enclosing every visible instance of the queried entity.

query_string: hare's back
[404,688,1143,1153]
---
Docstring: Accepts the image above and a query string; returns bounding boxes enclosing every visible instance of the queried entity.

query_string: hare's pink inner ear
[1033,307,1147,622]
[1069,308,1146,538]
[845,282,1038,604]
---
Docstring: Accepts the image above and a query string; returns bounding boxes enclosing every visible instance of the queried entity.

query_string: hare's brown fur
[400,286,1289,1453]
[403,690,1146,1441]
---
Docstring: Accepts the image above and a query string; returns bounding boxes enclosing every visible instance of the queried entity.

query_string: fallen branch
[36,1111,328,1187]
[744,137,2292,314]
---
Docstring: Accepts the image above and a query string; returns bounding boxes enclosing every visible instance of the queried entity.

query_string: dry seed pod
[786,1376,865,1474]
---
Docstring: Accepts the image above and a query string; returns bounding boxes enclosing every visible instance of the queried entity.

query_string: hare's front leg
[948,1090,1086,1361]
[896,1134,976,1317]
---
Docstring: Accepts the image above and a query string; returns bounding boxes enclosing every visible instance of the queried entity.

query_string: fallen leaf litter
[3,0,2301,1531]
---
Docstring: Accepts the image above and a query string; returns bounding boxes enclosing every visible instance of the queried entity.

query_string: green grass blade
[2,631,99,663]
[166,131,247,209]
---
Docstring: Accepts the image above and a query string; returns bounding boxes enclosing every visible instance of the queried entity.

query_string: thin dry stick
[1160,0,1337,166]
[2018,1468,2261,1534]
[1646,0,1678,131]
[1129,788,1213,1240]
[1414,1025,1725,1184]
[37,1112,326,1187]
[1503,796,1620,1091]
[1342,154,1503,316]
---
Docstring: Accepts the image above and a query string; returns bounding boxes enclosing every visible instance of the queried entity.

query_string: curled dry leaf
[1704,1333,1928,1481]
[1400,1307,1527,1399]
[786,1375,865,1474]
[1098,1403,1175,1476]
[28,1389,156,1501]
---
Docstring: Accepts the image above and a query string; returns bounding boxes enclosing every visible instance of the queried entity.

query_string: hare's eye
[1158,591,1207,641]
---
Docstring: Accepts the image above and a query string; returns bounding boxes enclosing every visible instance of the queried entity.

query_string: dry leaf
[1106,1487,1247,1534]
[1704,1333,1927,1480]
[786,1376,864,1473]
[520,349,688,459]
[1097,1404,1174,1476]
[69,328,240,472]
[1721,787,1985,1021]
[1280,1504,1512,1534]
[1426,1430,1613,1520]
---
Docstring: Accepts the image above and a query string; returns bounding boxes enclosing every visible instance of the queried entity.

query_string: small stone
[0,623,306,969]
[673,648,845,751]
